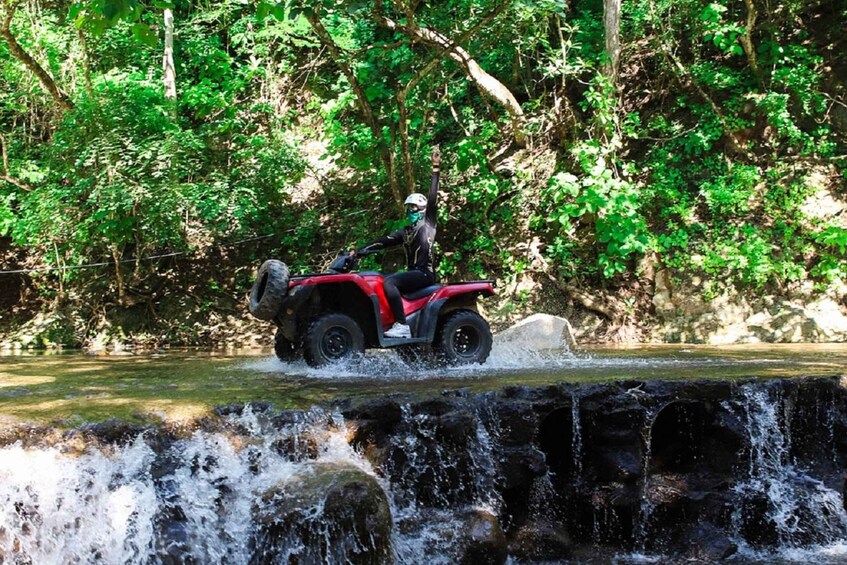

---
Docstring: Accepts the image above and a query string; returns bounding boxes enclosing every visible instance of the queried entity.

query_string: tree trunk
[163,8,177,99]
[379,13,526,146]
[739,0,762,84]
[603,0,622,82]
[112,246,125,306]
[78,29,94,97]
[0,2,73,112]
[396,56,441,194]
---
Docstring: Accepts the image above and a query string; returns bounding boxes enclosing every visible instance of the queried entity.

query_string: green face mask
[406,211,424,224]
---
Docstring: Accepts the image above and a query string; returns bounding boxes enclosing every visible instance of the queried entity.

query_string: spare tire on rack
[248,260,289,321]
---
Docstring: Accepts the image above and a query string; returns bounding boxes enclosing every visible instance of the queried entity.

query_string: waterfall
[3,377,847,563]
[0,407,377,564]
[633,407,657,554]
[385,400,504,563]
[0,435,159,563]
[732,384,847,559]
[571,392,583,481]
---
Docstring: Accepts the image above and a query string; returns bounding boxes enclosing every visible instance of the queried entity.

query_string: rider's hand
[349,249,358,257]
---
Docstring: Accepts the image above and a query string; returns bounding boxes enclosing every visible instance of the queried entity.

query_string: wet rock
[843,475,847,513]
[486,400,537,446]
[253,462,392,564]
[342,397,404,444]
[271,433,319,461]
[416,397,460,417]
[497,446,546,490]
[78,418,149,445]
[592,449,641,482]
[155,519,194,565]
[212,403,244,417]
[433,409,477,445]
[268,409,301,427]
[459,510,507,565]
[215,401,273,418]
[494,313,577,351]
[682,522,737,560]
[508,518,573,561]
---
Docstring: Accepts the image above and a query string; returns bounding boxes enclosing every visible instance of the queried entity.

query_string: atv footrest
[380,337,431,347]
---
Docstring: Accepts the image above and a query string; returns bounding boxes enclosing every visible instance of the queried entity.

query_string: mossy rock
[252,462,393,564]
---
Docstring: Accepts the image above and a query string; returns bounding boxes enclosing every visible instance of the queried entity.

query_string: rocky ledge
[3,376,847,563]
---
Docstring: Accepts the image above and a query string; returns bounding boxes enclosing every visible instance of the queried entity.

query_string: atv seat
[403,284,442,300]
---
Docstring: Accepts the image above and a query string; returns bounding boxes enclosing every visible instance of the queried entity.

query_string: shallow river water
[1,343,846,425]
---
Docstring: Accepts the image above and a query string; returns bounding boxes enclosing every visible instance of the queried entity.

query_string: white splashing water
[383,400,504,564]
[236,340,749,382]
[732,385,847,561]
[0,407,377,564]
[634,408,657,554]
[0,402,508,565]
[0,435,159,563]
[571,392,583,481]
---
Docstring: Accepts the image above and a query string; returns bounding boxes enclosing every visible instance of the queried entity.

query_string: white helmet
[404,193,427,210]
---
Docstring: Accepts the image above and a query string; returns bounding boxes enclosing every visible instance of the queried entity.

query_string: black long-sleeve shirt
[359,168,439,278]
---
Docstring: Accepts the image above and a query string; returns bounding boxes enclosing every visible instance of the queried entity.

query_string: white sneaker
[385,322,412,338]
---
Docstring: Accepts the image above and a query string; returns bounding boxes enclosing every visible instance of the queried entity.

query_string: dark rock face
[340,376,847,560]
[252,463,392,564]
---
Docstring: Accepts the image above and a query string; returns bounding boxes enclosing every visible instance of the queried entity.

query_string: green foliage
[541,72,650,280]
[0,0,845,345]
[700,3,745,56]
[545,152,649,279]
[699,165,761,216]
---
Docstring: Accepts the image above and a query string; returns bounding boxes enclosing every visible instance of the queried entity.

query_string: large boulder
[494,314,577,352]
[252,463,392,564]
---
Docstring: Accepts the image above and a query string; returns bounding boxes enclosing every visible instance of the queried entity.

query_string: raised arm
[425,146,440,226]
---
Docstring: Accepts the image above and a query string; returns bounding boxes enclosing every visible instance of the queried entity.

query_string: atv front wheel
[434,310,492,366]
[303,313,365,367]
[249,260,289,321]
[274,328,301,363]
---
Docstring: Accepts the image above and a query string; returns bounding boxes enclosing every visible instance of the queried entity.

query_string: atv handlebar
[326,249,379,274]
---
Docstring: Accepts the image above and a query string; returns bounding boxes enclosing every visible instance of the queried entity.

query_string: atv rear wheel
[249,260,289,321]
[434,310,492,366]
[303,313,365,367]
[274,328,301,363]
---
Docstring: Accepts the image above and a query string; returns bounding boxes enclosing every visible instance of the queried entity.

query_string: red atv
[247,252,495,367]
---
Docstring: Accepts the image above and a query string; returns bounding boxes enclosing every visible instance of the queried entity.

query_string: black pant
[384,270,434,324]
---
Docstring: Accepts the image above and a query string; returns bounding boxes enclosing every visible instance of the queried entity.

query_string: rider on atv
[352,147,441,339]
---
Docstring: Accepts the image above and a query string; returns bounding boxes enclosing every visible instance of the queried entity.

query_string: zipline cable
[0,232,280,275]
[0,202,384,275]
